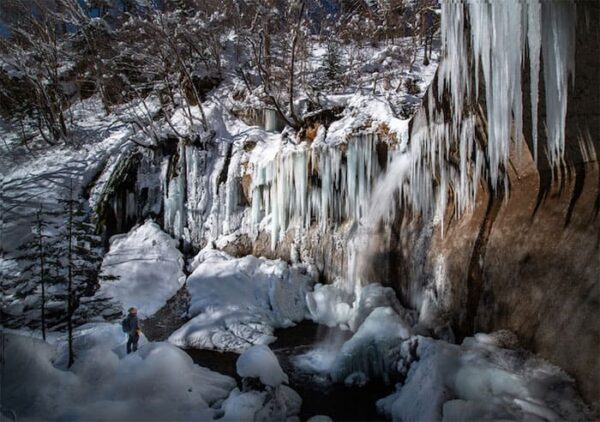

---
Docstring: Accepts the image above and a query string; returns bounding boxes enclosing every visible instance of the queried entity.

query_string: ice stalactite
[541,1,576,167]
[527,0,541,164]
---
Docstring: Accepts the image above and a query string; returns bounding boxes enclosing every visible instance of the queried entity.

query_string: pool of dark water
[185,321,391,422]
[143,295,391,421]
[272,321,390,422]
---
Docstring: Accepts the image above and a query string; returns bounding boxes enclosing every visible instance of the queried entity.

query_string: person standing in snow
[123,307,141,354]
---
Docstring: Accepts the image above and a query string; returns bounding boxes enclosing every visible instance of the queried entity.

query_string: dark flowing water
[271,321,390,421]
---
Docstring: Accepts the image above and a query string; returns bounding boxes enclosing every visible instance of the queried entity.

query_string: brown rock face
[389,157,599,404]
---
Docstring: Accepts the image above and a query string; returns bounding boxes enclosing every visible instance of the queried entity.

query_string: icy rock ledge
[377,335,589,422]
[169,248,314,353]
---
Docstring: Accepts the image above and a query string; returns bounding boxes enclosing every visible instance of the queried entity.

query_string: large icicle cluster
[373,0,576,227]
[251,131,385,247]
[441,0,575,179]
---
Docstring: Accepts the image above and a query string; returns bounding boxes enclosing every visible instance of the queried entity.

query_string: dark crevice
[462,184,504,339]
[218,142,233,187]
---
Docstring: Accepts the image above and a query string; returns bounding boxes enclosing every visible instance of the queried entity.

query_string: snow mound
[237,344,289,387]
[98,220,185,317]
[2,330,235,421]
[376,335,588,421]
[218,384,301,422]
[53,322,129,367]
[331,307,411,385]
[169,248,313,352]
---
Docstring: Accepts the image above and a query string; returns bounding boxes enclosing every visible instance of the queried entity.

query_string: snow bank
[2,330,235,421]
[376,335,588,421]
[98,220,185,317]
[169,248,313,352]
[237,344,289,387]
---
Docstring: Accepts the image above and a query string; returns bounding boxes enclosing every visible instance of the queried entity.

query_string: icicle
[527,0,542,164]
[542,1,576,167]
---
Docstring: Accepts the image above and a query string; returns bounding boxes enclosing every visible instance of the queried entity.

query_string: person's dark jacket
[125,314,140,336]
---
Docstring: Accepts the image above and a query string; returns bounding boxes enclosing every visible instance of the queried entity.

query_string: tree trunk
[288,1,306,128]
[37,208,46,342]
[67,181,74,368]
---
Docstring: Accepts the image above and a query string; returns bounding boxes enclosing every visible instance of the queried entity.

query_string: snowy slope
[1,98,133,253]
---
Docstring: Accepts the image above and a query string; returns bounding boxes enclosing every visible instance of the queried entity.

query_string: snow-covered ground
[2,327,236,421]
[168,248,314,352]
[98,220,186,318]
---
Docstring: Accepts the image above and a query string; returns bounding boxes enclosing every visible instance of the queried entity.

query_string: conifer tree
[14,205,62,338]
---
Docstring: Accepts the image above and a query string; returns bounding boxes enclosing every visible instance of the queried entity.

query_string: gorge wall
[371,1,600,403]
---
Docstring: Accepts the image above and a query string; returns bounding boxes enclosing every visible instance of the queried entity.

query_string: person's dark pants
[127,333,139,354]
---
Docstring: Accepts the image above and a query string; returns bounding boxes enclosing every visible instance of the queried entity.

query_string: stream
[142,288,391,421]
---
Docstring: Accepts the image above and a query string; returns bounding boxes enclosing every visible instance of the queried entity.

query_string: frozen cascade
[250,132,384,248]
[161,138,250,247]
[371,0,576,230]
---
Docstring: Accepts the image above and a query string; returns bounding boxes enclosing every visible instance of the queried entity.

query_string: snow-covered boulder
[217,344,301,421]
[169,248,313,352]
[306,280,412,332]
[98,220,186,318]
[237,344,289,387]
[305,280,354,329]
